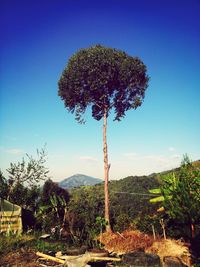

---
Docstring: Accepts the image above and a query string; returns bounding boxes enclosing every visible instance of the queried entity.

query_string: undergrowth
[0,234,70,255]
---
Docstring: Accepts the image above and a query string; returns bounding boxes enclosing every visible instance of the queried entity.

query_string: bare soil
[0,248,58,267]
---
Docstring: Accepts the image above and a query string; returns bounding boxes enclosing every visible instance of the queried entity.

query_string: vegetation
[150,155,200,239]
[0,234,70,256]
[35,179,70,232]
[0,234,34,256]
[5,147,49,205]
[1,151,200,264]
[2,154,200,243]
[58,44,149,231]
[0,170,8,199]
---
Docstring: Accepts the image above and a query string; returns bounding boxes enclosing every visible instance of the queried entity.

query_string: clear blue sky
[0,0,199,181]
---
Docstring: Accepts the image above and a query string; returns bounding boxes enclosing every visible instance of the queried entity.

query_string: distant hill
[59,174,103,189]
[58,159,200,191]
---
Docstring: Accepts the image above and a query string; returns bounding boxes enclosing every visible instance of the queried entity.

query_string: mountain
[59,174,103,189]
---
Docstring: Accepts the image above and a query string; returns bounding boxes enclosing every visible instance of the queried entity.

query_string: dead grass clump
[99,229,153,254]
[146,239,191,266]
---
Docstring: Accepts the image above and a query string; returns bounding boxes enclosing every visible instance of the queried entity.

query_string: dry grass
[99,229,153,255]
[99,230,192,266]
[146,239,191,266]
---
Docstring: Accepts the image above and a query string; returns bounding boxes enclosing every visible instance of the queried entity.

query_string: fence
[0,198,22,234]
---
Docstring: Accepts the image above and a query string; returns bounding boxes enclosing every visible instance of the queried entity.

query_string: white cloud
[79,156,98,162]
[168,147,176,152]
[123,153,166,164]
[122,152,138,159]
[142,155,167,163]
[171,154,181,159]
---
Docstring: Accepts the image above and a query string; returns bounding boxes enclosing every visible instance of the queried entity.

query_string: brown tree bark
[191,223,195,239]
[103,109,111,232]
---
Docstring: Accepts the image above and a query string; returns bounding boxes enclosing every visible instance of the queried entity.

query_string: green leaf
[150,196,165,203]
[58,44,149,122]
[149,188,161,194]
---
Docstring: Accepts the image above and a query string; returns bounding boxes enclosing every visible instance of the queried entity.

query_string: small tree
[58,45,149,231]
[8,183,40,210]
[38,179,70,230]
[6,147,49,200]
[41,178,70,206]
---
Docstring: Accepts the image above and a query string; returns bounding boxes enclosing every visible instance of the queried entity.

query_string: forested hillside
[68,158,200,241]
[1,156,199,246]
[68,174,161,239]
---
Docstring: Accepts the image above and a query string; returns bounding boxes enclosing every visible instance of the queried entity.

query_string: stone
[163,256,188,267]
[122,251,161,266]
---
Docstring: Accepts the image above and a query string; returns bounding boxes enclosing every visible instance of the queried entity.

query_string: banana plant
[149,173,176,211]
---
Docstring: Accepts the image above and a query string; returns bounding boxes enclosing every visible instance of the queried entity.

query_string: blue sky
[0,0,200,181]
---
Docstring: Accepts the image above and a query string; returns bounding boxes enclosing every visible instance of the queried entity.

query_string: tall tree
[58,45,149,231]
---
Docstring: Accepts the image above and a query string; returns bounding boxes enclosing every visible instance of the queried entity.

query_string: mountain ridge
[58,160,200,190]
[59,174,102,189]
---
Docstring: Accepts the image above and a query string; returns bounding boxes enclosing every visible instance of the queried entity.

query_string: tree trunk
[103,109,111,232]
[191,223,195,239]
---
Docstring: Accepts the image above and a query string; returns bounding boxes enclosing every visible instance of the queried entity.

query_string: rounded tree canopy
[58,44,149,122]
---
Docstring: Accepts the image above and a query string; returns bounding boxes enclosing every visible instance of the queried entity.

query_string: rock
[122,251,161,266]
[163,256,188,267]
